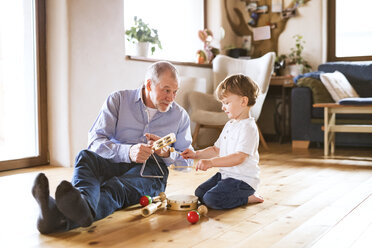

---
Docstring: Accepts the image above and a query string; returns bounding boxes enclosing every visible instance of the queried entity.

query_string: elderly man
[32,61,193,233]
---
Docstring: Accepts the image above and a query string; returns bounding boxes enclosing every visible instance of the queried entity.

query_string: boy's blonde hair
[215,74,259,106]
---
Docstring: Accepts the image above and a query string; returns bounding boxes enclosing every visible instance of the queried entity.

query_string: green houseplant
[277,35,312,76]
[125,16,162,56]
[286,34,312,74]
[288,34,311,73]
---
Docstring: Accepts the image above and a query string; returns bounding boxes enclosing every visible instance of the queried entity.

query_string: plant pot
[286,64,303,77]
[135,42,149,57]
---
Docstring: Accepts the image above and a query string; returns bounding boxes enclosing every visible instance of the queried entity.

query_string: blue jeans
[195,172,255,209]
[72,150,168,222]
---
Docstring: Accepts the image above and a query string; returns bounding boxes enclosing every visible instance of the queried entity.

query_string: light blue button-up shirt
[87,87,193,166]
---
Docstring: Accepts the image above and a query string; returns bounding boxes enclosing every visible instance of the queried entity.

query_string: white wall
[47,0,324,167]
[278,0,325,70]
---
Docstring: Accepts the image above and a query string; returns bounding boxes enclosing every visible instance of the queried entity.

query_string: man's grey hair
[145,61,180,86]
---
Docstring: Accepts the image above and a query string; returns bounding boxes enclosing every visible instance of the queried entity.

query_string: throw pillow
[297,77,334,103]
[320,71,359,102]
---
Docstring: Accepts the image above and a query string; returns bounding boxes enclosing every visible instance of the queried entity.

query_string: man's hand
[129,143,153,163]
[195,159,213,171]
[145,133,170,158]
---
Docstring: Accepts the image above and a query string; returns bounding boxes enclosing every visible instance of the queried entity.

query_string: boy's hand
[145,133,170,158]
[195,159,213,171]
[180,148,196,159]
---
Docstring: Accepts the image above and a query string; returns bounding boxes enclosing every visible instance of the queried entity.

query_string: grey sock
[55,180,93,227]
[32,173,68,234]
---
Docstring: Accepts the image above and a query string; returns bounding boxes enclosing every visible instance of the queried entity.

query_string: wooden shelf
[126,55,212,69]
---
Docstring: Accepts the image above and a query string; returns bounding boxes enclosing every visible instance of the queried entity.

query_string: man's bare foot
[248,193,264,204]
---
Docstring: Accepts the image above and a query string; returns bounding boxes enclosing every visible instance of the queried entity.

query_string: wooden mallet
[139,192,166,207]
[187,205,208,224]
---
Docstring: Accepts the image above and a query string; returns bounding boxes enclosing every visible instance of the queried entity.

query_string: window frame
[327,0,372,61]
[0,0,48,171]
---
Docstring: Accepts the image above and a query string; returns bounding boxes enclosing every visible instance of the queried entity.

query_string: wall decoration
[224,0,311,58]
[197,29,220,64]
[272,0,282,13]
[253,25,271,41]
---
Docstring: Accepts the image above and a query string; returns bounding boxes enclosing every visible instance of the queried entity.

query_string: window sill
[126,55,212,69]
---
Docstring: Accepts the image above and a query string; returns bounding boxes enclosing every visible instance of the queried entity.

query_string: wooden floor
[1,143,371,248]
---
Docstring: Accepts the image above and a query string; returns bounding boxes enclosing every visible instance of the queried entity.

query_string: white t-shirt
[146,107,158,122]
[214,117,260,190]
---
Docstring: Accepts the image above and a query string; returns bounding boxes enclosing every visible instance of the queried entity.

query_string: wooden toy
[140,194,203,219]
[140,133,176,178]
[187,205,208,224]
[139,195,152,207]
[141,201,166,217]
[166,194,198,211]
[152,133,176,151]
[139,192,166,207]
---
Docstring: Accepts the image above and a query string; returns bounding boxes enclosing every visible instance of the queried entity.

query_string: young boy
[181,74,264,209]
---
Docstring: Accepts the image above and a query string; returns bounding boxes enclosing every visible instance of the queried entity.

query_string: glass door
[0,0,48,171]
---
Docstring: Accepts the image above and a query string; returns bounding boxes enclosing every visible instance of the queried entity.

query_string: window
[328,0,372,61]
[124,0,205,63]
[0,0,48,171]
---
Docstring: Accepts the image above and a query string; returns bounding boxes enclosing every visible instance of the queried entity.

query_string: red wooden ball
[187,210,200,224]
[140,195,152,207]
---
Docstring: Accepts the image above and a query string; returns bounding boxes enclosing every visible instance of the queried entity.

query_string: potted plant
[125,16,162,57]
[278,35,312,76]
[286,34,312,76]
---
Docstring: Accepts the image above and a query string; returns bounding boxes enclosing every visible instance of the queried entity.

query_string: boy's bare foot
[248,193,264,204]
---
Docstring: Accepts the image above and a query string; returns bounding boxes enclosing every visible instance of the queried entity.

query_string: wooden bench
[313,103,372,156]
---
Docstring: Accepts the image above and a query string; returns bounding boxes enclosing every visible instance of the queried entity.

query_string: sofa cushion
[318,62,372,97]
[297,77,333,103]
[339,97,372,105]
[320,71,359,102]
